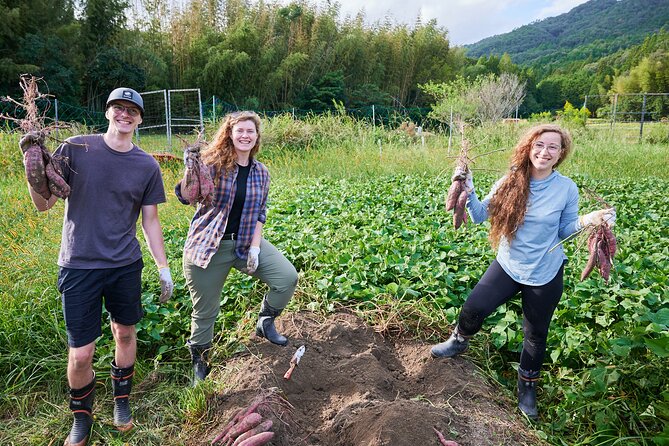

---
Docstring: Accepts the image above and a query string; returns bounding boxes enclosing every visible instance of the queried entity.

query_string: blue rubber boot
[431,325,470,358]
[518,367,540,419]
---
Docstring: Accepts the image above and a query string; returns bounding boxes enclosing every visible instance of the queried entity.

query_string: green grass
[0,116,667,445]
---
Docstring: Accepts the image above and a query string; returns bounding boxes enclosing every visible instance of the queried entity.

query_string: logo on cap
[122,90,134,100]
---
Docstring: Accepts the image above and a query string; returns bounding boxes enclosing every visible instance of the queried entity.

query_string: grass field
[0,115,667,445]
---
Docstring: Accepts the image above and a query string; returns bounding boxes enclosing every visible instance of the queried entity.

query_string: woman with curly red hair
[431,124,615,418]
[176,111,298,384]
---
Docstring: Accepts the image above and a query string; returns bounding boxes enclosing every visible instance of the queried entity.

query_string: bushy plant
[529,111,553,122]
[558,100,591,127]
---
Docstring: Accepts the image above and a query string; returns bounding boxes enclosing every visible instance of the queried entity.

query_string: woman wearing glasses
[175,111,298,385]
[430,124,615,419]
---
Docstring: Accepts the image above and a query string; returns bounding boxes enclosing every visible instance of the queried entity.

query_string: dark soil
[192,310,544,446]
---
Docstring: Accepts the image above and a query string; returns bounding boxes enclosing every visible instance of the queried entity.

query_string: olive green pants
[183,238,298,346]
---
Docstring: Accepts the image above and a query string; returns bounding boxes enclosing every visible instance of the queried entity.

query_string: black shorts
[57,259,144,348]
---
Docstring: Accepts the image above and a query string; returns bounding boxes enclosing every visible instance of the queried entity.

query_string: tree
[476,72,526,122]
[421,73,527,125]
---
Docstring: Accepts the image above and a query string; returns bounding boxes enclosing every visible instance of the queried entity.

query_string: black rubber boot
[188,343,212,385]
[256,298,288,346]
[110,361,134,432]
[65,373,95,446]
[518,367,540,419]
[431,325,470,358]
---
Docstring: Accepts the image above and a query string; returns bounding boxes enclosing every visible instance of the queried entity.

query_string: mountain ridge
[465,0,669,68]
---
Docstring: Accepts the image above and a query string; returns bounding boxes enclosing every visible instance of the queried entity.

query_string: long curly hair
[202,111,262,182]
[487,124,573,248]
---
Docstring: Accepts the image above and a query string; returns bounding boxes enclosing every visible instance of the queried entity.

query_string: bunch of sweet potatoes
[180,144,214,206]
[580,218,617,283]
[445,165,469,229]
[211,390,293,446]
[20,132,70,200]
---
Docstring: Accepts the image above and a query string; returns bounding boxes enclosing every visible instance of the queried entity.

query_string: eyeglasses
[110,104,141,117]
[532,141,561,153]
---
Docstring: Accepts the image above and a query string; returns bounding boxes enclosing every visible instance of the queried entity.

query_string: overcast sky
[278,0,591,45]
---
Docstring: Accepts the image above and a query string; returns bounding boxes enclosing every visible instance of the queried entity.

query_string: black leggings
[457,260,565,372]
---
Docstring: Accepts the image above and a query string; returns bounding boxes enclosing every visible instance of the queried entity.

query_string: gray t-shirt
[53,134,166,268]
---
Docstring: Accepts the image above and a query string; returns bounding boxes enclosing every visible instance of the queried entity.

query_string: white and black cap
[106,88,144,116]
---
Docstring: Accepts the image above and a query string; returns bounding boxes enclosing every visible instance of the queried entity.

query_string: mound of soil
[196,311,543,446]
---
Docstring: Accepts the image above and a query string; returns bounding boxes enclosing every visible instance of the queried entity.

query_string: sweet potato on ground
[236,431,275,446]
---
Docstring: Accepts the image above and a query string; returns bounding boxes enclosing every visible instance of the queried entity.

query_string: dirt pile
[196,311,543,446]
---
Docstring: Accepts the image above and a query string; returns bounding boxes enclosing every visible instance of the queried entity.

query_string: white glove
[452,165,474,194]
[183,149,194,168]
[246,246,260,274]
[19,131,44,153]
[159,267,174,303]
[579,208,616,228]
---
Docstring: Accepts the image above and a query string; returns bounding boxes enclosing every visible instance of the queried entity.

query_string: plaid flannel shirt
[178,159,270,268]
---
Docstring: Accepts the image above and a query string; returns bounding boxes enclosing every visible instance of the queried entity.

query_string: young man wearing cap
[21,87,173,446]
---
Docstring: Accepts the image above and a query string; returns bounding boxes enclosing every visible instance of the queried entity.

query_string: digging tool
[283,345,305,380]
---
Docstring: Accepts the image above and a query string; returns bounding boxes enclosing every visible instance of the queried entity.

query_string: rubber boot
[110,361,134,432]
[64,373,95,446]
[256,298,288,346]
[431,325,470,358]
[518,367,540,419]
[188,343,211,385]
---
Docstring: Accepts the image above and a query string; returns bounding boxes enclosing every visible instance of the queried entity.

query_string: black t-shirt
[224,162,251,235]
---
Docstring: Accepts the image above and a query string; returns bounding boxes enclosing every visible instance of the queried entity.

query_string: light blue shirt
[467,170,580,286]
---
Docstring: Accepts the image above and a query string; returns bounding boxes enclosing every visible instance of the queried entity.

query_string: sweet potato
[45,158,70,199]
[433,426,460,446]
[231,419,272,446]
[218,412,263,446]
[23,145,51,200]
[181,166,200,204]
[597,235,611,283]
[453,184,468,229]
[198,163,215,205]
[581,230,599,280]
[236,431,274,446]
[602,224,617,258]
[445,179,462,211]
[211,408,242,446]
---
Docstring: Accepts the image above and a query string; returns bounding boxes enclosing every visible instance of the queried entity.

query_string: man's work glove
[579,208,616,229]
[452,165,474,194]
[159,267,174,303]
[19,131,45,153]
[246,246,260,274]
[183,149,194,168]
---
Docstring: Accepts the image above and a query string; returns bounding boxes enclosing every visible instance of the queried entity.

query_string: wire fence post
[54,98,59,138]
[610,93,618,136]
[212,96,216,123]
[197,88,204,133]
[639,93,647,140]
[165,90,171,149]
[372,104,376,131]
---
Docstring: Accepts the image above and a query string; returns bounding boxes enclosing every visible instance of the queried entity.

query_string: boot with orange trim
[110,361,134,432]
[64,373,95,446]
[518,367,540,419]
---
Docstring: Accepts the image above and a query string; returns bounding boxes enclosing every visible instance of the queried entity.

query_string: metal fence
[584,92,669,139]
